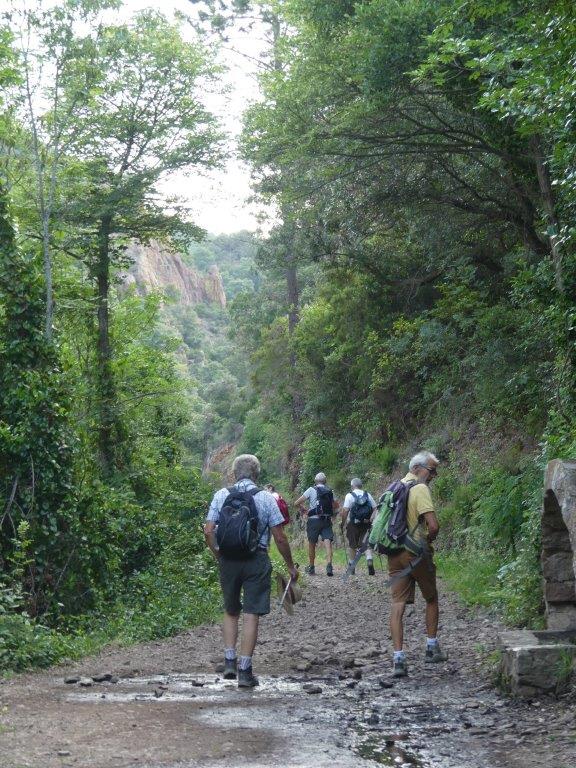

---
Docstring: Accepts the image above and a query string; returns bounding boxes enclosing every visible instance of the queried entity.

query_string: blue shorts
[307,516,334,544]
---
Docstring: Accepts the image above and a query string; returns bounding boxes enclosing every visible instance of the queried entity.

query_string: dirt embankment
[1,565,574,768]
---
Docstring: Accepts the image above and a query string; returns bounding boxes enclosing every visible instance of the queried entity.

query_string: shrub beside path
[1,566,574,768]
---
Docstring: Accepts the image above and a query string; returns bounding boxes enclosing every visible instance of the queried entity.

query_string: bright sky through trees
[121,0,262,234]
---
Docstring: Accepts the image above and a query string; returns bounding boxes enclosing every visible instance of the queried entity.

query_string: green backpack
[368,480,423,556]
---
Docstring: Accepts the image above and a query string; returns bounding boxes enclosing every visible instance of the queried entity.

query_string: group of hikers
[203,450,447,687]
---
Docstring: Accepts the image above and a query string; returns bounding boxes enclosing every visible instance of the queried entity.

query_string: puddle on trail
[66,672,341,704]
[64,673,490,768]
[358,737,424,767]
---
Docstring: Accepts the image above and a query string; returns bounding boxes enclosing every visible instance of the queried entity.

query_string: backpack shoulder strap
[248,486,261,497]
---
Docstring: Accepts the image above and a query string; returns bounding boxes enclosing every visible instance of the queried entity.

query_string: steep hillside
[122,240,226,308]
[119,233,260,466]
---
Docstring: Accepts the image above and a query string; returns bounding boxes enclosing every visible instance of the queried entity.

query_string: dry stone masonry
[500,459,576,696]
[542,459,576,628]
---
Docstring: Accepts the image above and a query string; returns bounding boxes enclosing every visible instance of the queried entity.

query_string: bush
[299,434,341,486]
[0,614,75,671]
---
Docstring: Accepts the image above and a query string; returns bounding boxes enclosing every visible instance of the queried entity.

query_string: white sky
[122,0,266,235]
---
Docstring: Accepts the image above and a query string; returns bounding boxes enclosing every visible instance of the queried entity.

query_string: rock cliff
[121,240,226,308]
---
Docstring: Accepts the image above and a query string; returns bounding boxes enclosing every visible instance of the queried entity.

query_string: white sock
[224,648,236,660]
[426,637,438,648]
[239,655,252,670]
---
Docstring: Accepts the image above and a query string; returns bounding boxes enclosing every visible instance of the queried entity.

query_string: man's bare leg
[223,612,239,649]
[240,613,259,657]
[390,602,406,651]
[425,595,439,638]
[324,537,333,563]
[308,541,316,567]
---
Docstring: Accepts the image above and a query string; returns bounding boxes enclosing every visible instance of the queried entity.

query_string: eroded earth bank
[1,566,574,768]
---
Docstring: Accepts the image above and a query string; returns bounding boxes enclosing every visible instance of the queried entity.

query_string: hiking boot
[367,561,376,576]
[392,658,408,678]
[326,563,334,577]
[223,657,237,680]
[425,643,448,663]
[305,564,315,575]
[238,666,259,688]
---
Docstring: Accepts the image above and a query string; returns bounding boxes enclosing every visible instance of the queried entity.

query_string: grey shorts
[307,516,334,544]
[219,551,273,616]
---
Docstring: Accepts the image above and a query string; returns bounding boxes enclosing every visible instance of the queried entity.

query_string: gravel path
[0,563,574,768]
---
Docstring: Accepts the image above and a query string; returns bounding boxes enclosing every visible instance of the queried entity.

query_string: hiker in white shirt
[341,478,377,575]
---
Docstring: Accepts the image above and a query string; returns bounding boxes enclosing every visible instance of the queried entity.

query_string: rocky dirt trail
[1,563,575,768]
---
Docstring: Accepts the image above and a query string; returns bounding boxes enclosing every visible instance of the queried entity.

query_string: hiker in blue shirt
[204,454,298,688]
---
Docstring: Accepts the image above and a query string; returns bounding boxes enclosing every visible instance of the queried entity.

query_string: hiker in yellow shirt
[388,451,447,678]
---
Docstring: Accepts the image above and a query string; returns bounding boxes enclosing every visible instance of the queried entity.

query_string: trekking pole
[342,530,371,583]
[277,575,294,611]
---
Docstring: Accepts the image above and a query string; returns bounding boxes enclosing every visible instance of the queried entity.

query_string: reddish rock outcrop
[121,240,226,308]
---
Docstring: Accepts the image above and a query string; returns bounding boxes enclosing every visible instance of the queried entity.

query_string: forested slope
[1,0,575,672]
[214,0,576,627]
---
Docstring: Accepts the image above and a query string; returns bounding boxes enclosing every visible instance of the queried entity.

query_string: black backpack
[216,486,262,560]
[350,490,372,524]
[315,485,334,517]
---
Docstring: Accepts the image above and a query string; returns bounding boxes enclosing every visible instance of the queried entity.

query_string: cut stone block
[501,643,576,697]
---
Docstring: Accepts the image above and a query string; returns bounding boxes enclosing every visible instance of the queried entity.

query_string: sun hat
[275,572,303,615]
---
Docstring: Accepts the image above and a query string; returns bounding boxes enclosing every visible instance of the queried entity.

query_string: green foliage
[0,190,74,616]
[299,435,341,487]
[0,614,76,672]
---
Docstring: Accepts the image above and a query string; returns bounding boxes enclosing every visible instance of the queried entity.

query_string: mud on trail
[1,566,575,768]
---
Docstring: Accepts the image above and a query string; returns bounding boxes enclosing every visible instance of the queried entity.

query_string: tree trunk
[95,214,115,476]
[42,212,53,340]
[531,134,563,294]
[286,250,299,335]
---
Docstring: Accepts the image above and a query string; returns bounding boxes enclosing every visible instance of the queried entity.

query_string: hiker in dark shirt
[294,472,338,577]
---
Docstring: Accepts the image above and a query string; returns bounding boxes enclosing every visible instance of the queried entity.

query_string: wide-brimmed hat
[275,572,303,615]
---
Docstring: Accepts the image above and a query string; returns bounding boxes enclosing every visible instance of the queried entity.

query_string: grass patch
[436,549,501,607]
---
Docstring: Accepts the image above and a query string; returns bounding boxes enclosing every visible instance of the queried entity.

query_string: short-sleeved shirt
[343,490,377,524]
[206,479,284,549]
[302,484,332,515]
[402,472,435,543]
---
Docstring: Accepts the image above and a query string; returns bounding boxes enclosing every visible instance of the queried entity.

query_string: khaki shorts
[388,549,437,605]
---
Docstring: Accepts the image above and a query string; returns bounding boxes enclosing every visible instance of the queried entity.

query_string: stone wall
[542,460,576,630]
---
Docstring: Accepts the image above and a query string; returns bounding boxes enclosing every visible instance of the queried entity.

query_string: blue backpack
[216,486,262,559]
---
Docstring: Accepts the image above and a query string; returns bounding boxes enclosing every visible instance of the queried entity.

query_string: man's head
[350,477,362,490]
[409,451,439,484]
[314,472,327,485]
[232,454,261,482]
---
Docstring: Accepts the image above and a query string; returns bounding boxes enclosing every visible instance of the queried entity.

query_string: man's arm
[271,524,298,580]
[203,521,220,560]
[293,493,308,513]
[423,511,440,542]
